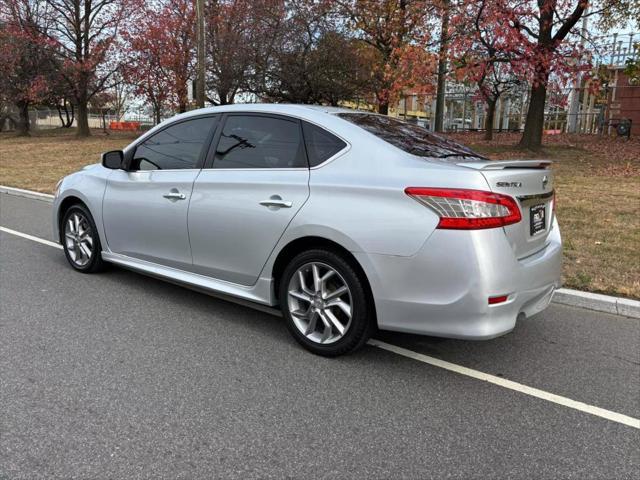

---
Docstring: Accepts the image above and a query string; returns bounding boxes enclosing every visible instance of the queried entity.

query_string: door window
[213,115,306,169]
[131,117,216,170]
[302,121,347,167]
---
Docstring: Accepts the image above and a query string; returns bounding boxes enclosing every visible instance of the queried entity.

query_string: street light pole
[195,0,206,109]
[434,0,450,133]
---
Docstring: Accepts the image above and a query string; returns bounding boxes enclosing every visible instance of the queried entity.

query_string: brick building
[606,67,640,135]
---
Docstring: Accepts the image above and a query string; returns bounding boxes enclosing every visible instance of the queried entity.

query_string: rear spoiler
[457,160,553,170]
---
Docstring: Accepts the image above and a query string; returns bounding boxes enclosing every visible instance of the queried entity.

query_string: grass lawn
[1,127,638,299]
[0,128,139,194]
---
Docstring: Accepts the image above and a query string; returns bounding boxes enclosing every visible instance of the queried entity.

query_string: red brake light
[405,187,522,230]
[488,295,509,305]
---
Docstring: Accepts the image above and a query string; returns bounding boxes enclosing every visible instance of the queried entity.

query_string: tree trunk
[68,103,75,128]
[76,97,91,137]
[519,82,547,150]
[178,84,188,112]
[378,103,389,115]
[484,98,497,141]
[16,101,30,136]
[57,101,73,128]
[57,105,65,128]
[218,90,229,106]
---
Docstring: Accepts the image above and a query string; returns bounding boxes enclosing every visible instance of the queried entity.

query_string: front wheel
[279,249,374,356]
[61,204,105,273]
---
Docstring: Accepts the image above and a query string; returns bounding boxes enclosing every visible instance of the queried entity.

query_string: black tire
[279,248,374,356]
[61,204,106,273]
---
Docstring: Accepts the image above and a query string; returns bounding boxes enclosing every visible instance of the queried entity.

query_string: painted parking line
[0,226,62,249]
[370,339,639,430]
[2,225,639,430]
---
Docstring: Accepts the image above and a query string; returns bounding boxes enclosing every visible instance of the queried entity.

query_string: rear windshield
[337,112,486,161]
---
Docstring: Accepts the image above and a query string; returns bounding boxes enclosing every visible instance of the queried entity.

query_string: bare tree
[41,0,131,136]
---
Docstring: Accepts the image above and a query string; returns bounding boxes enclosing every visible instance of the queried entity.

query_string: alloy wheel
[287,262,353,344]
[64,212,94,267]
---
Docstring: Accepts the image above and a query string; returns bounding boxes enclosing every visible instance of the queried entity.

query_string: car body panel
[102,169,198,269]
[189,168,310,285]
[354,217,562,338]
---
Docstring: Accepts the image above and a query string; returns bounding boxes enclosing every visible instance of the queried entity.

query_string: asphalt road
[1,192,639,479]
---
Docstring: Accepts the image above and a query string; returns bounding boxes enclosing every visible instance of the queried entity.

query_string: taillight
[405,187,522,230]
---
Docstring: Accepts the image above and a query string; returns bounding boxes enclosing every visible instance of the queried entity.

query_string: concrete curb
[553,288,640,319]
[2,185,639,319]
[1,185,54,203]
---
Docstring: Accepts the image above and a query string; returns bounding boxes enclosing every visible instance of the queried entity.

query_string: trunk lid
[459,160,555,259]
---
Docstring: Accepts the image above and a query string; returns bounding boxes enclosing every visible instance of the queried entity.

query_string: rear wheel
[279,249,373,356]
[61,204,105,273]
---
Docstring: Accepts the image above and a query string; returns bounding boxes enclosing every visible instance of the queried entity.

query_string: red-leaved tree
[123,0,195,123]
[451,0,523,140]
[0,0,58,135]
[450,0,633,149]
[338,0,438,114]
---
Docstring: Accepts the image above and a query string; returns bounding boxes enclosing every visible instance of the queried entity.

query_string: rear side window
[302,121,347,167]
[131,117,216,170]
[213,115,306,169]
[337,113,485,161]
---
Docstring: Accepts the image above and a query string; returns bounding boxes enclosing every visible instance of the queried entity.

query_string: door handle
[163,192,186,200]
[259,196,292,208]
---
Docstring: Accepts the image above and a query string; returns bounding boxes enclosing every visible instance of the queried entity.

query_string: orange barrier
[109,121,140,131]
[543,129,563,135]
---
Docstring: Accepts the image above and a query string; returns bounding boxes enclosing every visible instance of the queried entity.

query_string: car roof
[170,103,369,120]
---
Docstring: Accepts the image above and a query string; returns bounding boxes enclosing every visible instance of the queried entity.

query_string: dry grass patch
[0,128,139,193]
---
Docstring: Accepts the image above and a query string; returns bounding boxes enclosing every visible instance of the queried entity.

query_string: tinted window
[302,121,347,167]
[131,117,216,170]
[214,115,306,169]
[337,113,485,161]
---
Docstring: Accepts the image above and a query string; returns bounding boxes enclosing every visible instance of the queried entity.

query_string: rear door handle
[163,191,186,200]
[259,196,292,208]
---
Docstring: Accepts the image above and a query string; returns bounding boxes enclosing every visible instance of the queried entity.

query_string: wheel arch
[57,195,90,243]
[271,236,377,325]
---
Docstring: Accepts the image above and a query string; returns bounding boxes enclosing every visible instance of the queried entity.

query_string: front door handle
[259,195,292,209]
[163,191,186,201]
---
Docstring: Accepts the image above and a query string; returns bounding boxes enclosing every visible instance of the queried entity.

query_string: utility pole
[434,0,449,133]
[195,0,206,109]
[567,9,588,133]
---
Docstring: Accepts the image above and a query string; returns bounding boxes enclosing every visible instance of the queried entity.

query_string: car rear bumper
[354,218,562,339]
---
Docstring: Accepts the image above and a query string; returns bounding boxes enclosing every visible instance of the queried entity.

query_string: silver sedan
[53,104,562,356]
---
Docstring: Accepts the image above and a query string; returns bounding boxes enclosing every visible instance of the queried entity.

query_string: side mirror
[102,150,124,169]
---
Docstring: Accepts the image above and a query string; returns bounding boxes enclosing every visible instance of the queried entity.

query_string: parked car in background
[53,104,561,356]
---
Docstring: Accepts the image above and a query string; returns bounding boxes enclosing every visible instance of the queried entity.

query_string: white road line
[0,185,54,202]
[369,339,640,430]
[3,224,639,430]
[0,226,62,249]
